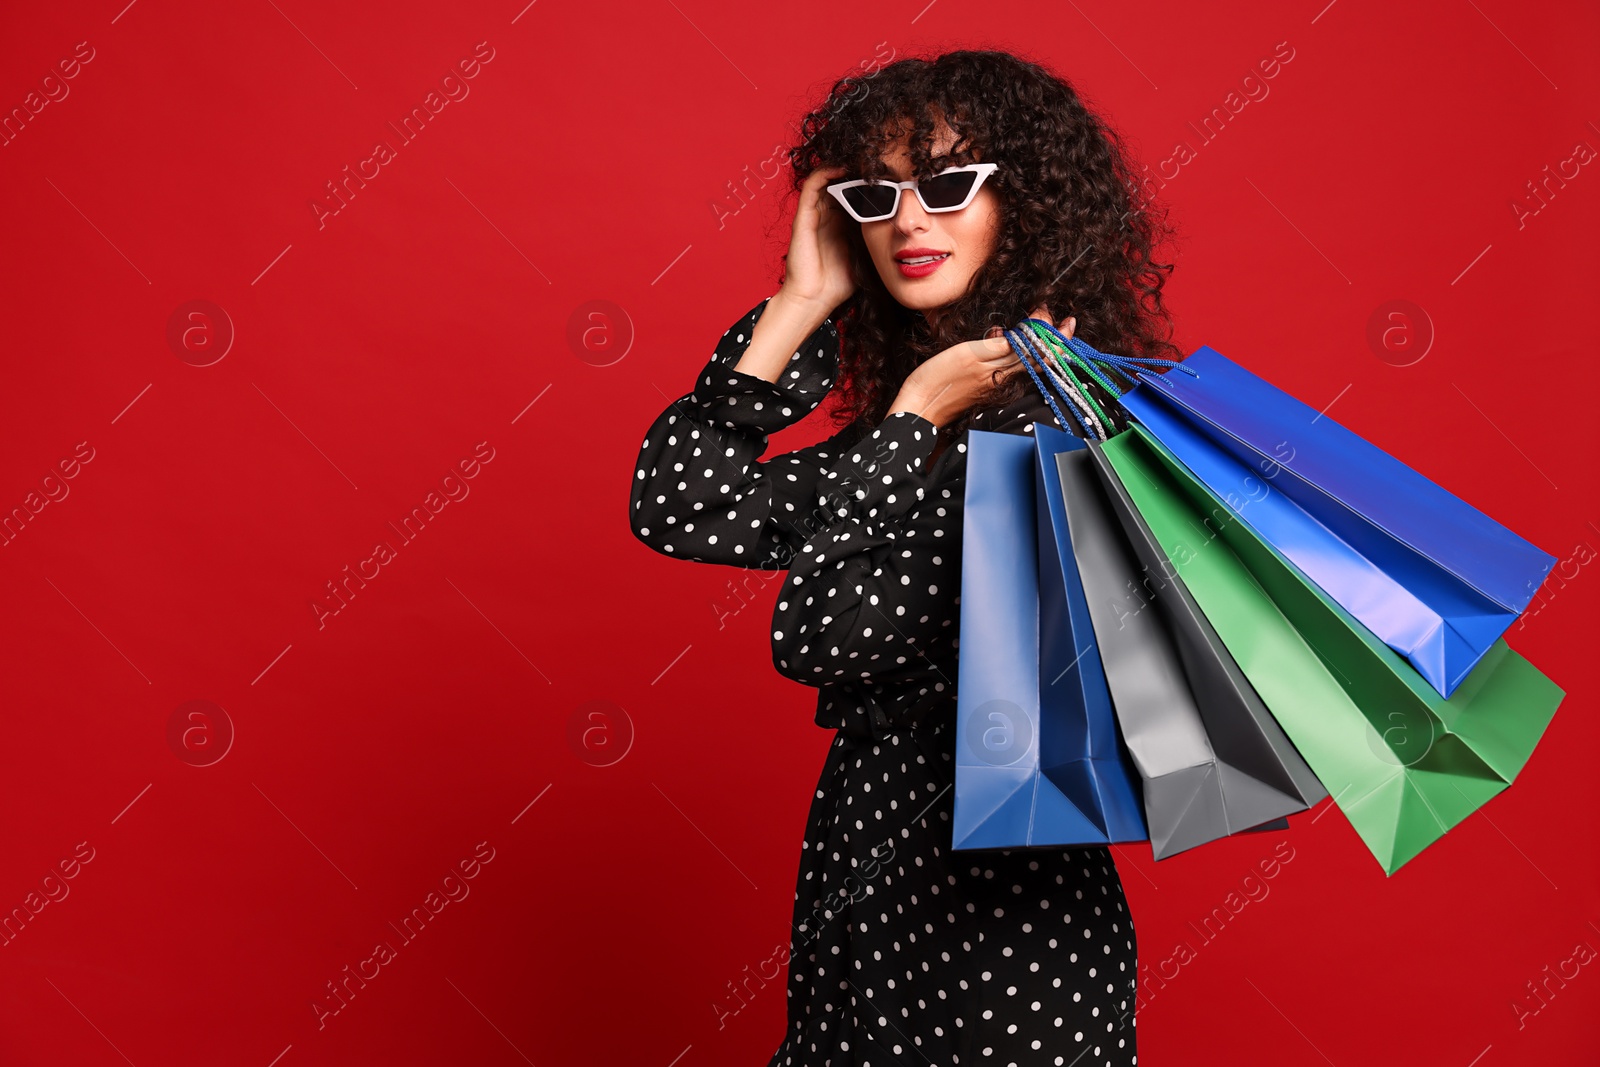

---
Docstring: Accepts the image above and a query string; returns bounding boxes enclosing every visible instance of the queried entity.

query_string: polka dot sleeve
[628,297,863,569]
[769,410,961,691]
[687,296,840,433]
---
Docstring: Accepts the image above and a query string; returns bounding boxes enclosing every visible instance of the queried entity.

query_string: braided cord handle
[1023,320,1119,395]
[1026,318,1197,391]
[1003,325,1116,440]
[1019,327,1109,438]
[1021,321,1118,428]
[1001,325,1095,438]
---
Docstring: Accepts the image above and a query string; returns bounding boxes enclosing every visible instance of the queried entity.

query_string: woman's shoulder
[967,383,1074,438]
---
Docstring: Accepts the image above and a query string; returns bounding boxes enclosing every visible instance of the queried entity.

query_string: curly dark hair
[782,48,1182,445]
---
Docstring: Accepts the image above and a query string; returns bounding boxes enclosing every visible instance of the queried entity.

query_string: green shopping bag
[1095,425,1565,876]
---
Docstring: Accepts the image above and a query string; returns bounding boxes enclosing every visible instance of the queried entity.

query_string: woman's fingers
[1023,305,1078,341]
[799,166,846,217]
[804,164,847,186]
[976,334,1023,375]
[805,165,848,199]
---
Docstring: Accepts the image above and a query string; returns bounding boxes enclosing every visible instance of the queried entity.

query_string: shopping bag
[1108,346,1556,700]
[1097,424,1565,875]
[953,427,1147,849]
[1037,421,1327,859]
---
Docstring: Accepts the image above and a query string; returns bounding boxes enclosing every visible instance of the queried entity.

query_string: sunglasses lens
[919,170,981,210]
[840,184,898,220]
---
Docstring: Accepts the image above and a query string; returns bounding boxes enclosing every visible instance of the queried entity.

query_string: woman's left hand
[890,306,1076,429]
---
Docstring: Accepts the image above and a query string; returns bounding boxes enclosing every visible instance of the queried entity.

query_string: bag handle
[1024,318,1197,394]
[1002,324,1106,439]
[1022,320,1124,400]
[1019,322,1119,431]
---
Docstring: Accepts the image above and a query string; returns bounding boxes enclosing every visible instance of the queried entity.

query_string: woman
[630,49,1179,1067]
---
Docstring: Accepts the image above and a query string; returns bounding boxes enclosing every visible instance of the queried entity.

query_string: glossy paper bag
[954,428,1146,850]
[1097,425,1564,875]
[1038,422,1325,859]
[1118,347,1556,699]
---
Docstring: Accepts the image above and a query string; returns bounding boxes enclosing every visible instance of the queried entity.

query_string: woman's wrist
[732,289,835,383]
[769,285,839,327]
[887,388,952,429]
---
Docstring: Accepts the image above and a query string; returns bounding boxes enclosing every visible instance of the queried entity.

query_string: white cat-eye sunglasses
[825,163,999,223]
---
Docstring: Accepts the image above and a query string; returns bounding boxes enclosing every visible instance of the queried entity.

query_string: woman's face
[857,121,1000,319]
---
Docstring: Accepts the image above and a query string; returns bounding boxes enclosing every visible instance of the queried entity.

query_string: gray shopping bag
[1039,422,1326,859]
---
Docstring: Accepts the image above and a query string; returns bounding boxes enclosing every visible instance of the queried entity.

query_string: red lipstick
[894,247,951,279]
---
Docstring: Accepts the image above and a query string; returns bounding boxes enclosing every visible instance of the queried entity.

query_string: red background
[1,0,1596,1064]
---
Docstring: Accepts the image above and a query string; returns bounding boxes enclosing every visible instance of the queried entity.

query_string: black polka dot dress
[630,297,1138,1067]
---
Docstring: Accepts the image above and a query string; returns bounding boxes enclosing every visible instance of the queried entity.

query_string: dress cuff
[816,411,939,532]
[688,296,841,433]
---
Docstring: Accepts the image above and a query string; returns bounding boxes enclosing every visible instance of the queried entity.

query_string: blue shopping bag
[953,428,1147,850]
[1111,348,1556,699]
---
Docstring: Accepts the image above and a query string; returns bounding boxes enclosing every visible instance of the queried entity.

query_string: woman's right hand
[776,166,856,314]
